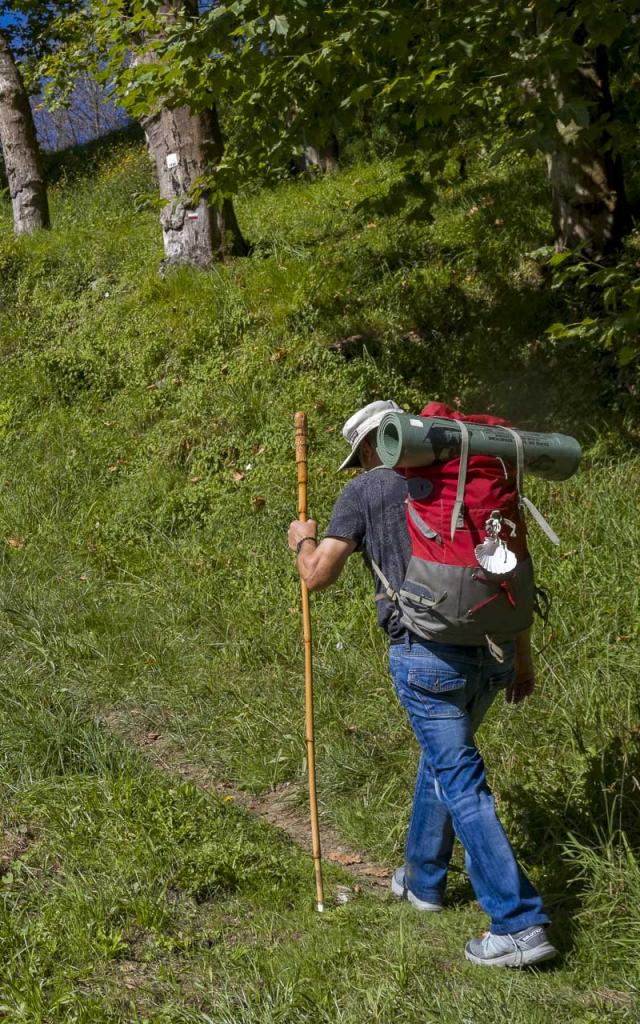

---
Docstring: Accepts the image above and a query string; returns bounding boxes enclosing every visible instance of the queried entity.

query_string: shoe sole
[391,875,442,912]
[464,943,558,968]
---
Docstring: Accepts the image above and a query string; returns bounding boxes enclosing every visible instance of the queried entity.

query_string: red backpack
[372,403,553,660]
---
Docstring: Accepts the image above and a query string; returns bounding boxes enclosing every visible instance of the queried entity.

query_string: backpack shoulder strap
[503,426,524,497]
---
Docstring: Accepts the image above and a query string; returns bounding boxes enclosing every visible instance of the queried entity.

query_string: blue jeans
[389,638,549,935]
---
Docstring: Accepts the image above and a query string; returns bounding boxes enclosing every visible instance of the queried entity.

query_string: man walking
[288,400,557,967]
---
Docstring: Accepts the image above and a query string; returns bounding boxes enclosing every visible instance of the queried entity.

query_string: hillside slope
[0,133,638,1021]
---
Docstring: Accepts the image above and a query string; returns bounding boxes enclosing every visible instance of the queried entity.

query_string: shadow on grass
[44,123,145,188]
[314,266,620,439]
[284,159,638,440]
[500,726,640,952]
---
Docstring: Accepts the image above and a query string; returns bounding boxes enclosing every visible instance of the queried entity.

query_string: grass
[0,128,638,1020]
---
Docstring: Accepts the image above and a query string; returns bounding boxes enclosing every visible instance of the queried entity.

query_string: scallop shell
[474,539,517,576]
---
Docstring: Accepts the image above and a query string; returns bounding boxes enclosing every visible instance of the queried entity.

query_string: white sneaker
[391,867,443,912]
[465,926,557,967]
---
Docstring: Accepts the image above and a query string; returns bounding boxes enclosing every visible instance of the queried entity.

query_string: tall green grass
[0,130,637,1019]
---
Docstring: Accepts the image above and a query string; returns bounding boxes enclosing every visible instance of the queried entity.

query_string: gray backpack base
[372,556,535,658]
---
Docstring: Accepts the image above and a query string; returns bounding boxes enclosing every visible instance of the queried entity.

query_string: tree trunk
[300,133,340,174]
[142,102,247,267]
[0,30,49,234]
[319,133,340,174]
[547,45,629,255]
[137,1,247,268]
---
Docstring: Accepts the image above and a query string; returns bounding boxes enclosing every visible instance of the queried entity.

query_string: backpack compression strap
[505,425,524,496]
[502,426,560,547]
[369,558,445,609]
[406,502,441,542]
[369,559,398,603]
[451,419,470,539]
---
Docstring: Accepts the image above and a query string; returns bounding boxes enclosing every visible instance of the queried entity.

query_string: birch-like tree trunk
[547,45,629,255]
[0,29,49,234]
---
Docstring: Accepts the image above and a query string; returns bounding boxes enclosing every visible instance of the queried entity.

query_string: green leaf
[269,14,289,36]
[548,251,573,267]
[340,82,375,108]
[617,345,639,366]
[526,245,554,261]
[424,67,447,87]
[547,322,570,338]
[584,9,627,47]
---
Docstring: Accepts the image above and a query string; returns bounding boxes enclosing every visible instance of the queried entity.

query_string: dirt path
[0,829,32,877]
[102,708,391,892]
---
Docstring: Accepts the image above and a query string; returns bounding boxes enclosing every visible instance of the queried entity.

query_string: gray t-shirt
[325,467,411,642]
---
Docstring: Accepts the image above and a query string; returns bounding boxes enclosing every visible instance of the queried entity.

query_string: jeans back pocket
[407,668,466,718]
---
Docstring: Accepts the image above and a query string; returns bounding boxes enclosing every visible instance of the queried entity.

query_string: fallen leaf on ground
[327,850,364,865]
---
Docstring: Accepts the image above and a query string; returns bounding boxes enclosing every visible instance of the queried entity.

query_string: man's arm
[288,518,356,591]
[506,627,536,704]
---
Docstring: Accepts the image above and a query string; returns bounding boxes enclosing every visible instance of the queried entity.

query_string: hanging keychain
[475,510,517,575]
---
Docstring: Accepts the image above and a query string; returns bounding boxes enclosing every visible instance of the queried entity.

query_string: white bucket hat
[338,399,403,471]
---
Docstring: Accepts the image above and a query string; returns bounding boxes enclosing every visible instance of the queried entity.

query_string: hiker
[287,399,557,967]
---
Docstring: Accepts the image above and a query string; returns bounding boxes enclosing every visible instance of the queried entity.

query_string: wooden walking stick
[294,411,325,913]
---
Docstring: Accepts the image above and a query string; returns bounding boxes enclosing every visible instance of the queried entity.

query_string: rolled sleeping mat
[376,412,581,481]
